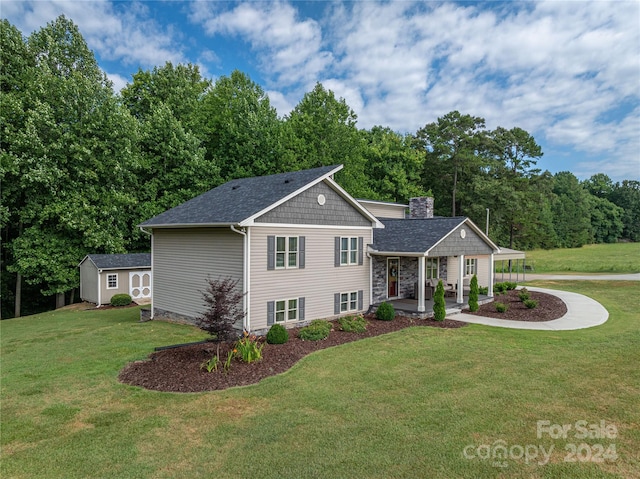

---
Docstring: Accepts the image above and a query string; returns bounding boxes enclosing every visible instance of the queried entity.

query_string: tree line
[2,16,638,318]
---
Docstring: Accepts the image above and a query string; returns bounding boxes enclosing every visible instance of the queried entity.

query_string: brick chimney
[409,197,434,219]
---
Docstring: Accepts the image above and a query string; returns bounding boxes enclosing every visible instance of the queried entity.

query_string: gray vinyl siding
[79,259,99,304]
[153,228,243,320]
[250,226,372,331]
[359,201,406,219]
[255,181,372,227]
[429,223,494,257]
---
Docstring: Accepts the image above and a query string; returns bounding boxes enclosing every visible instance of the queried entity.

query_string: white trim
[387,257,400,299]
[488,253,494,298]
[417,256,426,312]
[356,199,409,208]
[106,273,118,289]
[424,218,467,255]
[150,234,154,318]
[97,271,101,306]
[340,236,359,266]
[338,291,359,313]
[275,235,299,269]
[322,177,385,228]
[274,297,299,323]
[246,227,251,332]
[248,223,374,230]
[457,255,465,304]
[239,165,344,226]
[230,225,249,331]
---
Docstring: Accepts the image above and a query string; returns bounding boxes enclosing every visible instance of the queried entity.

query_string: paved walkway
[451,286,609,331]
[523,273,640,281]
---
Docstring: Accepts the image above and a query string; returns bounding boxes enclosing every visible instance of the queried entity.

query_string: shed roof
[84,253,151,270]
[371,217,498,255]
[140,164,351,228]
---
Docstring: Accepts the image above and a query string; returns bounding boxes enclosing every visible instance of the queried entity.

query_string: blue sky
[3,1,639,181]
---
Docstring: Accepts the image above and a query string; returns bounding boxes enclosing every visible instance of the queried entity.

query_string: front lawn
[524,243,640,273]
[2,282,639,478]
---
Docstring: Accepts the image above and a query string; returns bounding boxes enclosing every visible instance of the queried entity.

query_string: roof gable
[83,253,151,270]
[140,165,342,227]
[371,217,498,255]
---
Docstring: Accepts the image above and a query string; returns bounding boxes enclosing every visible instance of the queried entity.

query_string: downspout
[230,225,249,332]
[139,226,153,318]
[97,270,102,307]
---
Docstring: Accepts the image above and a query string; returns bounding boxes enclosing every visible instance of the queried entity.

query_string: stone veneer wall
[372,256,420,303]
[372,256,387,304]
[439,257,448,283]
[409,197,434,219]
[400,257,418,298]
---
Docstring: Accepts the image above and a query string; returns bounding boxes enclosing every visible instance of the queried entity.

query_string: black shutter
[267,301,275,326]
[335,237,341,267]
[334,293,340,315]
[298,297,305,321]
[358,237,364,265]
[358,290,363,310]
[299,236,305,269]
[267,236,275,270]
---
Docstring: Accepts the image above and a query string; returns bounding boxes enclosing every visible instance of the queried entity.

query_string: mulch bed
[468,289,567,321]
[118,316,466,393]
[118,290,567,393]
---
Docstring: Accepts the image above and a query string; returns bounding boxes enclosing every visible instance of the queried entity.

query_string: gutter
[230,225,250,332]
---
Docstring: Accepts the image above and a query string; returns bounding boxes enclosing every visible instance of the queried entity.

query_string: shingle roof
[87,253,151,270]
[140,165,341,227]
[372,217,467,253]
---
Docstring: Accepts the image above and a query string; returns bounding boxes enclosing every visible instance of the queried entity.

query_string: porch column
[417,256,426,312]
[457,254,464,304]
[488,253,494,297]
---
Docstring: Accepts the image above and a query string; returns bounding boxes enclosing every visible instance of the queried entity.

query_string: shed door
[129,271,152,300]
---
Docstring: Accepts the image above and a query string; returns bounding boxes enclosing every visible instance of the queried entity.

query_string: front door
[130,271,152,300]
[387,258,399,298]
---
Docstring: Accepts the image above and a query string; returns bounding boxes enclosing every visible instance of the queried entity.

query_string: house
[139,164,499,334]
[79,254,152,305]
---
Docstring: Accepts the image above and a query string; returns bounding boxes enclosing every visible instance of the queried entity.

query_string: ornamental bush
[468,275,479,312]
[433,280,446,321]
[505,282,518,291]
[524,299,539,309]
[299,320,331,341]
[375,302,395,321]
[110,293,132,306]
[338,315,367,333]
[494,282,508,294]
[518,288,530,301]
[266,324,289,344]
[495,302,509,313]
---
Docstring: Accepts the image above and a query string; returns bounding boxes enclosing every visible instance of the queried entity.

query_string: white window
[275,298,298,323]
[276,236,298,268]
[107,273,118,289]
[426,258,439,279]
[340,237,358,265]
[465,258,477,276]
[340,291,359,312]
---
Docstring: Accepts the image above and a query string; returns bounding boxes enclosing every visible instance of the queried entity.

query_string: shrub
[493,282,508,294]
[375,302,395,321]
[234,331,264,363]
[266,324,289,344]
[495,302,509,313]
[338,315,367,333]
[299,320,331,341]
[468,275,479,312]
[518,288,530,301]
[524,299,539,309]
[433,280,446,321]
[478,286,489,295]
[110,293,132,307]
[195,276,245,342]
[505,282,518,291]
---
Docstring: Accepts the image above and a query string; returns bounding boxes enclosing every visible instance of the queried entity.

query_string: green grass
[524,243,640,273]
[2,283,640,478]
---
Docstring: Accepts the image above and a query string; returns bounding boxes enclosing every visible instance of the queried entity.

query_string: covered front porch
[381,294,493,319]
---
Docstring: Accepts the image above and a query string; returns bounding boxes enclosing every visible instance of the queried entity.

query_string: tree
[433,280,446,321]
[2,16,138,315]
[197,70,281,181]
[610,180,640,242]
[283,83,372,198]
[361,126,427,202]
[195,276,245,341]
[415,111,488,217]
[587,195,624,243]
[121,62,210,131]
[468,275,479,312]
[551,172,592,248]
